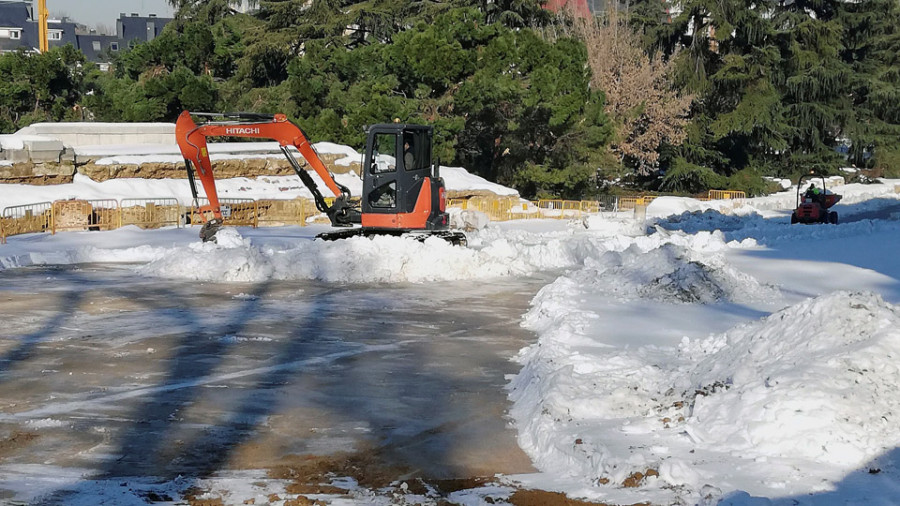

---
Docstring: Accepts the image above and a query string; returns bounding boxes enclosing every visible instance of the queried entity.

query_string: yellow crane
[37,0,48,53]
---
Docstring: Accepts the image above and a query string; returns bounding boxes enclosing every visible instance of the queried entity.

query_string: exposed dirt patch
[271,448,412,492]
[429,476,492,495]
[183,486,223,506]
[265,449,641,505]
[0,431,39,457]
[283,497,327,506]
[508,489,650,506]
[622,469,659,488]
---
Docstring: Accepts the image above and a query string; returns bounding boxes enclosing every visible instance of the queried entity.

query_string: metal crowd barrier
[708,190,746,200]
[190,198,258,227]
[616,196,657,211]
[121,198,183,229]
[1,190,750,243]
[2,202,53,241]
[50,199,119,233]
[255,199,320,227]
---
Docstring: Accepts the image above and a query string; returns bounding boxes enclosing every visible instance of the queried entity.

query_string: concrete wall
[16,122,175,147]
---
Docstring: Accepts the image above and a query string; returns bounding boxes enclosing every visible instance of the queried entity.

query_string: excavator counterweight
[175,111,466,246]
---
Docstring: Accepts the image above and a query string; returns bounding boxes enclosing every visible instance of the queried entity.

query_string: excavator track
[317,228,467,247]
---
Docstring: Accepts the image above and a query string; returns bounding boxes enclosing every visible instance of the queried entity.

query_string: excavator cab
[361,124,450,232]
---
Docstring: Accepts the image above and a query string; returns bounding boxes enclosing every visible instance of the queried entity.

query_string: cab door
[363,131,400,215]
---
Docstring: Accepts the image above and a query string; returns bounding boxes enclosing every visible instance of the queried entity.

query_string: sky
[4,136,900,504]
[48,0,175,30]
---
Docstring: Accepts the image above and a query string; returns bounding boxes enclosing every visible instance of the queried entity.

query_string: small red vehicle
[791,174,841,224]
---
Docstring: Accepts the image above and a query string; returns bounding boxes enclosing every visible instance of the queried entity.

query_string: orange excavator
[175,111,466,245]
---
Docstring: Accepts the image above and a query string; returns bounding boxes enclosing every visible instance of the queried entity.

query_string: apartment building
[0,1,172,65]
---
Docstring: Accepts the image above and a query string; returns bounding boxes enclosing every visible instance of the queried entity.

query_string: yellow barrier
[616,196,656,210]
[447,196,534,222]
[450,198,613,220]
[51,199,120,233]
[447,198,468,209]
[1,192,755,244]
[2,202,53,238]
[708,190,746,200]
[121,198,183,229]
[191,198,258,227]
[255,198,319,227]
[532,200,591,219]
[89,199,120,231]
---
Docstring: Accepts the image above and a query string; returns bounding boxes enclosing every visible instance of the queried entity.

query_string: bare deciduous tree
[574,9,692,175]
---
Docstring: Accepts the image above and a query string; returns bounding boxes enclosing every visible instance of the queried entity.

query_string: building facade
[0,2,172,65]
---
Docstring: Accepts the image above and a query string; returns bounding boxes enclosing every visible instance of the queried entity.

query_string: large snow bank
[680,291,900,468]
[511,285,900,503]
[1,164,516,212]
[136,224,609,283]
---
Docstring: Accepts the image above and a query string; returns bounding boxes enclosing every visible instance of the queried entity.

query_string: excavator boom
[176,111,357,230]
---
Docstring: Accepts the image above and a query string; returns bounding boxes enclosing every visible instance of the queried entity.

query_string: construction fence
[0,190,746,244]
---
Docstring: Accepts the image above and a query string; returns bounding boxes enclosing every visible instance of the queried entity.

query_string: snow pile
[584,241,774,304]
[441,165,519,196]
[0,169,515,211]
[136,224,611,283]
[448,207,491,231]
[511,278,900,503]
[0,242,171,271]
[680,291,900,467]
[658,206,900,246]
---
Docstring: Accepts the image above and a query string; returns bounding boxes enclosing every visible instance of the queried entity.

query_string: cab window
[371,133,397,173]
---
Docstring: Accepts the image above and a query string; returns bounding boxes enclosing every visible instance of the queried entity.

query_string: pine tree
[837,0,900,173]
[665,0,857,179]
[773,0,852,171]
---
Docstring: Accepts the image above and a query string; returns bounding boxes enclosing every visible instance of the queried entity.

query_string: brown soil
[622,469,659,488]
[509,490,650,506]
[261,449,642,506]
[0,431,39,456]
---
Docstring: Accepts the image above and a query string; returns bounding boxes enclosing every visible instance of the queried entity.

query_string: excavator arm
[175,111,359,238]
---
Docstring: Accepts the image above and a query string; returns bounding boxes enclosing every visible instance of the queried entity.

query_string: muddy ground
[0,265,623,505]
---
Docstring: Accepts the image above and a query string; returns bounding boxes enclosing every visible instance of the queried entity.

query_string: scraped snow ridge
[680,291,900,467]
[133,217,761,286]
[137,224,615,283]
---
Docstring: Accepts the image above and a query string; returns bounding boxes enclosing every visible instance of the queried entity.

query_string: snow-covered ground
[3,172,900,505]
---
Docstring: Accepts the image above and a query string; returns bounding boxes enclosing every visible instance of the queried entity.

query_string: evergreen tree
[773,0,852,172]
[665,0,861,183]
[838,0,900,173]
[284,6,611,198]
[0,46,85,132]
